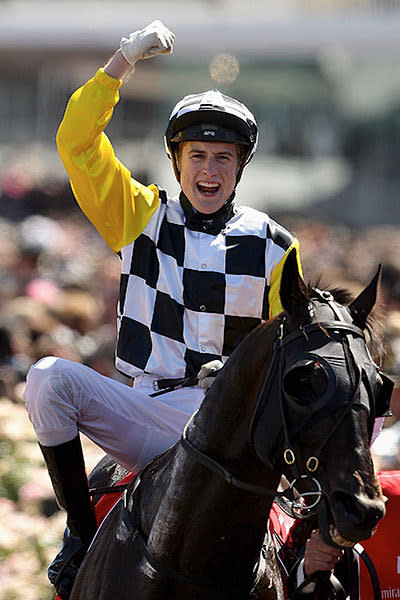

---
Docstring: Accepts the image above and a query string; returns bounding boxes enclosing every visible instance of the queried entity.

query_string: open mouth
[196,181,221,195]
[329,524,355,548]
[318,497,357,549]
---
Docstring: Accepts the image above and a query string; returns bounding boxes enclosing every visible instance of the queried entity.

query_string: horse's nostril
[332,491,358,519]
[330,490,385,532]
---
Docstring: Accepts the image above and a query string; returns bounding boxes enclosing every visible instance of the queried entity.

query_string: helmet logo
[165,89,259,183]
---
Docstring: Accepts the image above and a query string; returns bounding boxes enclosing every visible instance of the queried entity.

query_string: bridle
[113,289,390,596]
[182,290,386,519]
[251,291,370,518]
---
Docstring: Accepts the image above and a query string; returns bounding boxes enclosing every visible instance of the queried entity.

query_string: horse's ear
[349,265,381,328]
[280,248,309,315]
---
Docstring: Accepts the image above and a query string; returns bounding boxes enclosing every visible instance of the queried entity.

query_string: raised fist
[120,20,175,66]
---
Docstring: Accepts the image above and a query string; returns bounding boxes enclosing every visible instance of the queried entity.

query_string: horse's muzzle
[318,490,386,547]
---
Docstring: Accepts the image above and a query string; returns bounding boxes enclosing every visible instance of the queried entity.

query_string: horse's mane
[307,279,384,365]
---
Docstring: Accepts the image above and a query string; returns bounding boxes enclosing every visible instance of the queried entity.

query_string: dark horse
[71,251,391,599]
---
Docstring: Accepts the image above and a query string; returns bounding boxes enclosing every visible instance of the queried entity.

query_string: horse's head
[250,250,393,548]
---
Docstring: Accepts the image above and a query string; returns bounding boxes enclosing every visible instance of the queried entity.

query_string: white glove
[120,20,175,66]
[197,360,224,391]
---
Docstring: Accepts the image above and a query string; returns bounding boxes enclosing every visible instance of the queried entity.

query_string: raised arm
[56,20,174,252]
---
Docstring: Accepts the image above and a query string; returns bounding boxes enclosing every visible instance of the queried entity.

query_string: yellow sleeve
[268,239,302,318]
[56,68,159,252]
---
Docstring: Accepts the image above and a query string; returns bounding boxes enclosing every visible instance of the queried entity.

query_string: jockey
[23,20,301,600]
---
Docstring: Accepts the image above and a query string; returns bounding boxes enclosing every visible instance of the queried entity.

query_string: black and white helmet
[164,89,258,183]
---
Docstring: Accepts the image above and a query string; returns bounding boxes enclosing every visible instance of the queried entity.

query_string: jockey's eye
[283,360,329,407]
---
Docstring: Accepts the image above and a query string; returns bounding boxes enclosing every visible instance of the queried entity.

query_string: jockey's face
[177,141,240,214]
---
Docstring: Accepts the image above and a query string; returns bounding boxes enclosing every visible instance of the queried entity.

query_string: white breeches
[24,356,205,473]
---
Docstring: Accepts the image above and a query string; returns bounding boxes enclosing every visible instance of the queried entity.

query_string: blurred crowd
[0,165,399,598]
[0,168,400,469]
[0,168,124,403]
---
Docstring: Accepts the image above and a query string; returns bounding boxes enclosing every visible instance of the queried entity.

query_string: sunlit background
[2,0,400,224]
[1,1,400,598]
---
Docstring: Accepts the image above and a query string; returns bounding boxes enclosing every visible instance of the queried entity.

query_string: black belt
[150,375,198,397]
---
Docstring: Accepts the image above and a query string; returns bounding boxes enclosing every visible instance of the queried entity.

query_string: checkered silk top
[116,190,296,379]
[56,71,299,380]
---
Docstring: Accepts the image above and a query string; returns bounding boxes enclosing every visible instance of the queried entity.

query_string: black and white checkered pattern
[116,190,294,379]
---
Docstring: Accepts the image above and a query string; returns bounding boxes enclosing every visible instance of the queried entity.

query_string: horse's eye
[283,360,329,407]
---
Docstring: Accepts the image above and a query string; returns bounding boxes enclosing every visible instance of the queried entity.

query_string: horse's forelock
[307,279,384,365]
[307,278,353,305]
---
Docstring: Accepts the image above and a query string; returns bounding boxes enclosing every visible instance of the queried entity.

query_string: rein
[294,546,381,600]
[181,295,370,519]
[181,419,279,496]
[182,419,323,508]
[353,544,381,600]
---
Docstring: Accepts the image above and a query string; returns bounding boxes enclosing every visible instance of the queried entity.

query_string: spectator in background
[380,264,400,312]
[0,323,21,401]
[370,303,400,471]
[0,209,121,404]
[0,165,32,221]
[372,380,400,471]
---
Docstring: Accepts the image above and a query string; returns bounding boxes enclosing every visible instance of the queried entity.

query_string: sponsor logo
[380,556,400,597]
[203,130,216,136]
[381,589,400,598]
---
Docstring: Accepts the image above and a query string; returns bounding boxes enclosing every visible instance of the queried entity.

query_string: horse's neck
[191,333,269,462]
[139,340,280,572]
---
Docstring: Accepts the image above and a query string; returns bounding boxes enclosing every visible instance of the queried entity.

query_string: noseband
[182,290,382,518]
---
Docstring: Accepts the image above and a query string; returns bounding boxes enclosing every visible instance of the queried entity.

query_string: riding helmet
[164,89,258,183]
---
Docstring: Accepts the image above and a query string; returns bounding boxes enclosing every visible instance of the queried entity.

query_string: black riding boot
[39,435,97,600]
